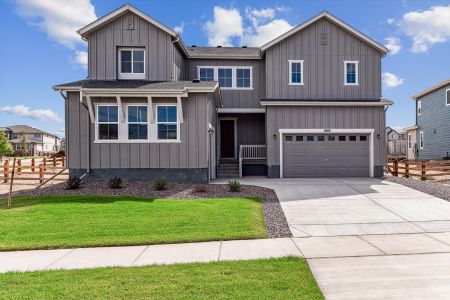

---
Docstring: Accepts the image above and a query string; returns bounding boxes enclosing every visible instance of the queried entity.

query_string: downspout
[79,89,91,174]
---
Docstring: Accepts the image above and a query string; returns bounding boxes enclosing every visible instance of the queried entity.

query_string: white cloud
[386,18,395,25]
[384,37,402,55]
[0,105,63,123]
[205,7,243,46]
[399,5,450,53]
[174,22,184,34]
[382,72,405,88]
[204,6,293,47]
[71,51,88,69]
[241,19,293,47]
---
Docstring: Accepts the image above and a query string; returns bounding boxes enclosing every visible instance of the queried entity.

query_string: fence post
[17,159,22,175]
[393,159,398,177]
[7,158,16,209]
[405,161,409,178]
[62,156,65,167]
[3,160,9,183]
[39,164,44,184]
[31,158,35,172]
[421,161,426,181]
[43,157,47,172]
[53,156,56,167]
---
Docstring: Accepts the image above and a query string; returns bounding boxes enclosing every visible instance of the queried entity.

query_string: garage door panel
[283,134,369,177]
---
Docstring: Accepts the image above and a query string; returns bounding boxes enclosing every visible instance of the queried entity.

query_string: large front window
[344,61,358,85]
[118,48,145,79]
[157,106,178,140]
[128,106,148,140]
[97,106,119,140]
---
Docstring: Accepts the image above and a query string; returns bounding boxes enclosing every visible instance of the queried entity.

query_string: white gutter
[261,100,394,106]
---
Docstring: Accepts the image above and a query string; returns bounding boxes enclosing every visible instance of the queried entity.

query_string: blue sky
[1,0,449,136]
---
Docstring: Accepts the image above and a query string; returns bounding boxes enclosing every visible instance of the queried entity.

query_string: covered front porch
[217,110,267,178]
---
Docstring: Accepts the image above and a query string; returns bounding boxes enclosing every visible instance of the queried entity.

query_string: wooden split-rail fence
[387,158,450,181]
[1,156,66,184]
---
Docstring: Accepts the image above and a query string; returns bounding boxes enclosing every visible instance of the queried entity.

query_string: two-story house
[412,79,450,160]
[386,126,406,157]
[6,125,61,156]
[53,4,391,182]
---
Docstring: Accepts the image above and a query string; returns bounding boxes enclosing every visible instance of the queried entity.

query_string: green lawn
[0,195,267,251]
[0,257,324,300]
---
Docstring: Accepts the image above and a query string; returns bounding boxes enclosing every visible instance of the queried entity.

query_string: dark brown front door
[220,119,235,158]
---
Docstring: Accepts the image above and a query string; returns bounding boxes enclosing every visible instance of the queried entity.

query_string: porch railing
[239,145,266,177]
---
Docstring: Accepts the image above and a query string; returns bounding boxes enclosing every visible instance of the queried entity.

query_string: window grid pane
[218,68,232,88]
[157,106,178,140]
[200,68,214,81]
[346,63,357,84]
[236,68,251,88]
[291,62,302,83]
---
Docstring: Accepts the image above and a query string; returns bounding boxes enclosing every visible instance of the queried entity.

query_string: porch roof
[53,80,218,91]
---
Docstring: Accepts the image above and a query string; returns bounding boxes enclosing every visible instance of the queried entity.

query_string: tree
[0,130,13,162]
[19,132,29,157]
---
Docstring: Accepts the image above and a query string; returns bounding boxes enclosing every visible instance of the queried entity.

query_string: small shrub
[66,176,81,190]
[228,180,241,192]
[108,176,122,189]
[154,178,167,190]
[195,185,207,193]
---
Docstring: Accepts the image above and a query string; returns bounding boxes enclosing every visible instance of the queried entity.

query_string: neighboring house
[386,127,406,156]
[0,127,12,140]
[404,125,418,160]
[412,79,450,160]
[53,4,390,182]
[6,125,61,156]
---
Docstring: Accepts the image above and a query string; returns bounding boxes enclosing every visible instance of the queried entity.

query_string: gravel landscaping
[385,176,450,201]
[1,180,291,238]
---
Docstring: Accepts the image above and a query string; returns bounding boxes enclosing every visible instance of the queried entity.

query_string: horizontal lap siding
[66,92,210,169]
[88,12,176,81]
[266,18,382,100]
[187,59,265,108]
[417,84,450,160]
[266,106,385,166]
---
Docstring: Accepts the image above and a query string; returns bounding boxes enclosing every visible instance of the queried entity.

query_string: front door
[220,119,235,158]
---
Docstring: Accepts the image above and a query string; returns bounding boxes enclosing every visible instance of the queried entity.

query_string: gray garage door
[283,134,370,177]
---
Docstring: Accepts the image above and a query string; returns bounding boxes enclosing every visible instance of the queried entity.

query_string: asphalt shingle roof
[187,46,261,59]
[53,80,218,90]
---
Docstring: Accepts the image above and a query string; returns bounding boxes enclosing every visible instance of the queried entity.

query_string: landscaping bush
[195,185,207,193]
[154,179,167,190]
[66,176,81,190]
[228,180,241,192]
[108,176,122,189]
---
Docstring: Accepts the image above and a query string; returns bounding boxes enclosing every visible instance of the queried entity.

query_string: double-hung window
[289,60,304,85]
[218,68,233,88]
[419,131,424,149]
[344,61,358,85]
[97,106,119,140]
[157,106,178,140]
[236,68,252,88]
[199,67,215,81]
[128,106,148,140]
[417,100,422,115]
[118,48,145,79]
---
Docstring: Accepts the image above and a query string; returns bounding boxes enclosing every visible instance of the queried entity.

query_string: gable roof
[260,11,388,55]
[78,3,177,38]
[412,78,450,100]
[8,125,58,137]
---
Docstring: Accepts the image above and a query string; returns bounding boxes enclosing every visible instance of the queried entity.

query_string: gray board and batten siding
[266,105,386,177]
[416,83,450,160]
[265,17,382,100]
[88,11,186,81]
[66,91,216,182]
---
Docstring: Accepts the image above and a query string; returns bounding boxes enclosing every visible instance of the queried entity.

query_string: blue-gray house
[412,79,450,160]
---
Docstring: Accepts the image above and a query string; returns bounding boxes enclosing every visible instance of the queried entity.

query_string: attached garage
[280,129,374,178]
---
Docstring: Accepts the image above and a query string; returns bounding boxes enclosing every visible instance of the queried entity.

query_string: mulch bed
[384,176,450,201]
[1,180,292,239]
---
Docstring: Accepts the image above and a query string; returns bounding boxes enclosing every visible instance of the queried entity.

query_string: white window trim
[118,48,145,80]
[95,104,119,141]
[196,66,253,90]
[344,60,359,86]
[408,133,412,149]
[126,104,149,141]
[419,131,424,149]
[288,60,304,85]
[155,104,180,142]
[417,100,422,115]
[446,88,450,106]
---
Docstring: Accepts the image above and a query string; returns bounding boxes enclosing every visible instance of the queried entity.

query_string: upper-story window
[417,100,422,115]
[199,68,214,81]
[197,66,253,90]
[344,61,359,85]
[288,60,304,85]
[446,88,450,106]
[127,106,148,140]
[97,105,119,140]
[118,48,145,79]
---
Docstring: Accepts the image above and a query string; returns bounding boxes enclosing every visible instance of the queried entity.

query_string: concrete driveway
[235,177,450,300]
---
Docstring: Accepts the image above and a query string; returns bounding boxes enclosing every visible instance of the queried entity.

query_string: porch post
[116,96,125,123]
[147,96,155,124]
[177,96,184,123]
